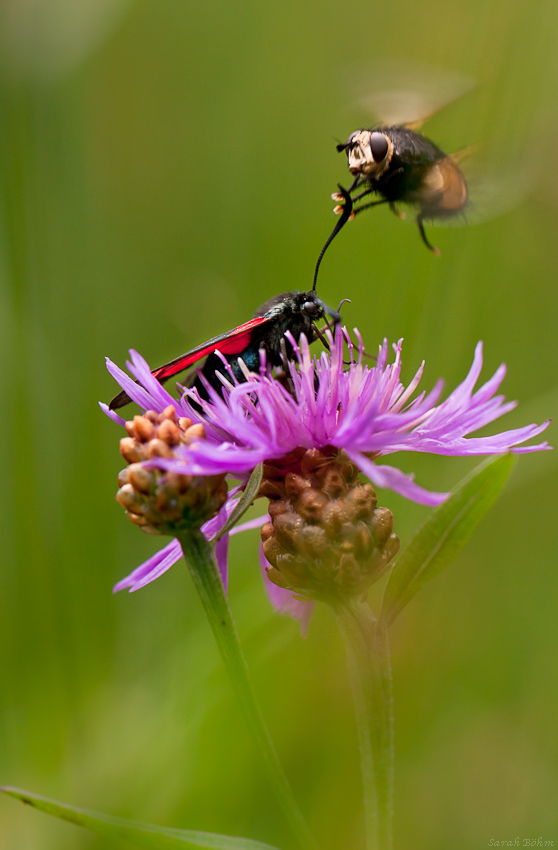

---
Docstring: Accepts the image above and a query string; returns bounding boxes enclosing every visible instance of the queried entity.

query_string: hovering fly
[313,124,469,288]
[312,66,475,288]
[109,290,342,411]
[333,124,468,253]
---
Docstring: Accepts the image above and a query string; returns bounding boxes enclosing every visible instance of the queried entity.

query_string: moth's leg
[312,324,331,351]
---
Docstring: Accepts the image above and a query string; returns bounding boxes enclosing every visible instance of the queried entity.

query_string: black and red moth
[109,290,341,410]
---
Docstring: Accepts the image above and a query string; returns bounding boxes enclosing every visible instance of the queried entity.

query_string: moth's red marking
[151,316,268,382]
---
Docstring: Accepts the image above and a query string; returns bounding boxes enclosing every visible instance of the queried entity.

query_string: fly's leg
[349,187,374,204]
[351,198,390,216]
[342,167,407,216]
[389,202,406,220]
[416,215,441,256]
[332,186,375,214]
[331,174,362,203]
[333,184,376,207]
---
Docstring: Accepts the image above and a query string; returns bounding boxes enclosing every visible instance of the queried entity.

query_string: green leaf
[217,464,264,540]
[380,454,515,627]
[0,787,282,850]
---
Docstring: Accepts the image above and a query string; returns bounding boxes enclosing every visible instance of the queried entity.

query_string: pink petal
[113,539,183,593]
[105,356,157,413]
[127,350,184,416]
[349,452,449,506]
[230,514,269,535]
[99,401,126,427]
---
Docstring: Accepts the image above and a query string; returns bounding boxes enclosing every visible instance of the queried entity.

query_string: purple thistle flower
[103,328,549,626]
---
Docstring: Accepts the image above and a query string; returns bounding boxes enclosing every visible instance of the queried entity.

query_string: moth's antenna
[312,185,353,292]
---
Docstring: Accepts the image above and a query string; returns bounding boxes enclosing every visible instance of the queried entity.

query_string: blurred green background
[1,1,558,848]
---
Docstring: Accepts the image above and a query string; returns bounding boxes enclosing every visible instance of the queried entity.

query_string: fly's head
[337,129,394,178]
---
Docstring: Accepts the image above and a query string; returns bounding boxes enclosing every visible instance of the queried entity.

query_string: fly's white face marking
[346,130,393,178]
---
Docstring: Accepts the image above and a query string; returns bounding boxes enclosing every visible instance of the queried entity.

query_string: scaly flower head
[115,405,228,536]
[260,447,400,603]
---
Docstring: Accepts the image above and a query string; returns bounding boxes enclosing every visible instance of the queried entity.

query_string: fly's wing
[341,61,475,129]
[108,316,269,410]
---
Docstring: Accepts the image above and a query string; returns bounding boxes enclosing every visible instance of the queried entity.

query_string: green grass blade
[380,454,515,627]
[0,788,282,850]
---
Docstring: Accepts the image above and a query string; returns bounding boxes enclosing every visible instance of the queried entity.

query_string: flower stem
[177,530,316,850]
[334,599,394,850]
